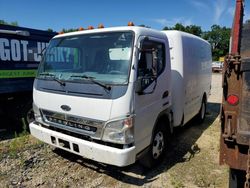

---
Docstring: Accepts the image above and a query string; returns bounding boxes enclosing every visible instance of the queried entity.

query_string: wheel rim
[152,131,165,159]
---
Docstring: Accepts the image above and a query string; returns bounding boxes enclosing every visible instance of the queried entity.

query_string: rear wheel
[139,122,169,168]
[196,96,206,123]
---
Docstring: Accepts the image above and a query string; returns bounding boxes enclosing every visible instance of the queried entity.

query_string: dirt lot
[0,73,228,188]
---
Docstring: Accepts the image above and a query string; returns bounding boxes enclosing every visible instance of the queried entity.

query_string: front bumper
[29,122,136,167]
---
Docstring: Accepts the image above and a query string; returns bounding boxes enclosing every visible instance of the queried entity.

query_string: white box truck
[29,25,212,167]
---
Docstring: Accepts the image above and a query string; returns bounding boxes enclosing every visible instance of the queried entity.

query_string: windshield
[37,31,133,85]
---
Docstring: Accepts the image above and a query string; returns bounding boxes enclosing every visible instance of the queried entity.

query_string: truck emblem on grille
[61,105,71,111]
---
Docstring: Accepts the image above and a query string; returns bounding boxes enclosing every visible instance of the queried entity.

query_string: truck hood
[33,88,112,121]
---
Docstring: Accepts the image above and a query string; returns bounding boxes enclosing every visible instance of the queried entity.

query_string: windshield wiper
[70,75,111,91]
[39,73,66,86]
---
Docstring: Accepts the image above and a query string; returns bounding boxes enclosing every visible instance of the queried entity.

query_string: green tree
[138,24,151,28]
[61,28,78,33]
[203,25,231,61]
[163,23,230,60]
[185,25,202,37]
[0,20,18,26]
[173,23,186,32]
[10,21,18,26]
[162,26,170,30]
[0,20,8,25]
[162,23,202,37]
[47,28,54,32]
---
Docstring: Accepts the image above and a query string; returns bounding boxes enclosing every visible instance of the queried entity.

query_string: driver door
[134,36,170,153]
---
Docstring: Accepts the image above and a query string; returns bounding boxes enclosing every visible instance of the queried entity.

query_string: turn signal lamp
[79,27,84,31]
[59,31,64,34]
[98,24,104,29]
[227,94,239,105]
[88,26,94,30]
[128,22,134,26]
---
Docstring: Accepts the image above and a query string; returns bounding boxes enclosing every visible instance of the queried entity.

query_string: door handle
[162,90,169,99]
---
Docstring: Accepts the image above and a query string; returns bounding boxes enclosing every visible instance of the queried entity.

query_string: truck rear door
[238,22,250,145]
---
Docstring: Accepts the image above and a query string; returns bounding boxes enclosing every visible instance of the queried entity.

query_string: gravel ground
[0,73,228,188]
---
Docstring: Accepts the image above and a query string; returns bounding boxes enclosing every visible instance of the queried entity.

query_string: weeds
[9,133,29,158]
[170,173,185,188]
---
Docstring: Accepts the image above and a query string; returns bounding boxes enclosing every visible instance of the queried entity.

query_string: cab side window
[138,40,165,78]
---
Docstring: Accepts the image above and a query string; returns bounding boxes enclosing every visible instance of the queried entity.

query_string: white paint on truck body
[162,30,212,126]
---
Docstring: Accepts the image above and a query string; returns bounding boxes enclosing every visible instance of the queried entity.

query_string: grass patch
[2,130,43,159]
[170,173,185,188]
[9,133,29,158]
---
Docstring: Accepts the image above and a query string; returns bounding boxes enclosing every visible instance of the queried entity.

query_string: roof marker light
[79,27,84,31]
[88,26,94,30]
[98,24,104,29]
[128,22,134,26]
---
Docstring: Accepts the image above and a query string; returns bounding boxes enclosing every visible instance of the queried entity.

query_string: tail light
[227,94,239,105]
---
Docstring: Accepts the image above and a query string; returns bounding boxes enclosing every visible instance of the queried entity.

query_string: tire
[25,107,35,124]
[139,122,169,168]
[21,102,34,132]
[229,168,245,188]
[196,96,206,124]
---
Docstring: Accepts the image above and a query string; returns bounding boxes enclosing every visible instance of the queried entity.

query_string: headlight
[33,102,42,122]
[102,116,134,145]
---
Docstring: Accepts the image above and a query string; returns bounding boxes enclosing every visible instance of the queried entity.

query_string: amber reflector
[98,24,104,28]
[128,22,134,26]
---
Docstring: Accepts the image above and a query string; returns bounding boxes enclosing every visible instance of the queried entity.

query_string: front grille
[45,116,97,133]
[41,109,104,139]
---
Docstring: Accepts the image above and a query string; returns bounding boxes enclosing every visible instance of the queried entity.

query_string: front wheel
[21,102,34,131]
[139,122,169,168]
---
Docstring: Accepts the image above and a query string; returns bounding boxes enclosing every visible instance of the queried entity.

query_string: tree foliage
[203,25,231,61]
[0,20,18,26]
[163,23,231,60]
[47,28,55,32]
[61,28,78,33]
[163,23,202,37]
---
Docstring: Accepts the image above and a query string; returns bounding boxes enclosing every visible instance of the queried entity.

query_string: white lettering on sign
[21,40,28,61]
[0,38,48,62]
[34,42,48,62]
[45,47,75,63]
[11,39,21,61]
[0,38,10,61]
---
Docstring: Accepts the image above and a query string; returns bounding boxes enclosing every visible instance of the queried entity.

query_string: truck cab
[30,26,172,167]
